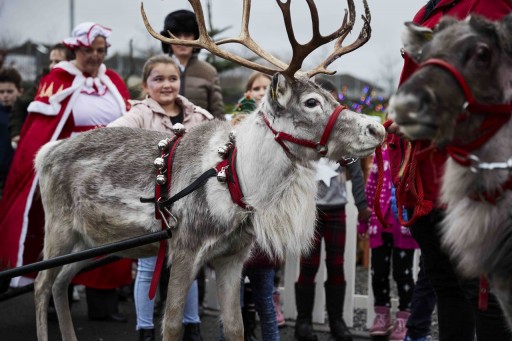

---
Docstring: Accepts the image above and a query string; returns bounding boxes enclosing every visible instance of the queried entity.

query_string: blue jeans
[244,268,280,341]
[219,268,280,341]
[134,256,200,330]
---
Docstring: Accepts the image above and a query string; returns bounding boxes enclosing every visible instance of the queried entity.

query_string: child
[357,145,418,341]
[230,72,283,341]
[0,67,23,198]
[294,78,370,341]
[108,55,213,341]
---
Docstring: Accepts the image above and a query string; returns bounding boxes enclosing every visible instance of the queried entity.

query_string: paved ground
[0,288,375,341]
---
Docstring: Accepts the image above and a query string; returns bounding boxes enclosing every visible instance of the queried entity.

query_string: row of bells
[216,131,237,183]
[152,127,237,185]
[153,124,187,185]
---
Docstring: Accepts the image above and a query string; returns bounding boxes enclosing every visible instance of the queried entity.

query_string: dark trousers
[406,254,436,339]
[371,232,415,311]
[410,209,512,341]
[85,287,119,319]
[298,207,347,285]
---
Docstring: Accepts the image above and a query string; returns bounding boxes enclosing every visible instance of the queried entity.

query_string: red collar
[418,59,512,204]
[215,145,248,209]
[260,105,346,158]
[420,58,512,157]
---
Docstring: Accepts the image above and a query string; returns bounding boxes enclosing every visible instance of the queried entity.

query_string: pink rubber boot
[369,306,393,336]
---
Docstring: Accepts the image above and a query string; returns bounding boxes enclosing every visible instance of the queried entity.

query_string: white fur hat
[63,22,112,48]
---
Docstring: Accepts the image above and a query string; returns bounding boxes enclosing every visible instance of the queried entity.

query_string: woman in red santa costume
[0,22,133,320]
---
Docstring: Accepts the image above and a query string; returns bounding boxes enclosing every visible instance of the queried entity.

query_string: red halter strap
[420,59,512,159]
[418,59,512,206]
[260,105,346,157]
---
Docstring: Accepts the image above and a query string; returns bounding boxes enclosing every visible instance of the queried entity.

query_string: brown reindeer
[33,1,384,340]
[388,14,512,326]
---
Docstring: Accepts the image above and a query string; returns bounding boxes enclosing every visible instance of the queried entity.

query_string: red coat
[0,62,133,289]
[387,0,512,211]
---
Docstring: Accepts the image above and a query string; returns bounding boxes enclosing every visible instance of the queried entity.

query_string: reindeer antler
[141,0,371,79]
[304,0,371,78]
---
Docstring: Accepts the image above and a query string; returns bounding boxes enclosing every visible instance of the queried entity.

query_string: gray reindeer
[389,14,512,327]
[34,1,385,340]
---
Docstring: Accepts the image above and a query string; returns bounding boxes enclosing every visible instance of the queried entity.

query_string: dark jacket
[178,55,225,120]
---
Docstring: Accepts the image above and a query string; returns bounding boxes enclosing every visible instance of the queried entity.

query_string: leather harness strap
[260,105,347,157]
[149,135,183,300]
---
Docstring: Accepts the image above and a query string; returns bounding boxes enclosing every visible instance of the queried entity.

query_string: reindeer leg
[161,253,198,341]
[35,267,59,341]
[34,215,82,341]
[53,258,94,341]
[212,255,245,341]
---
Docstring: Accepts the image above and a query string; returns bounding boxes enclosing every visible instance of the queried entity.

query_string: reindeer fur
[33,74,384,341]
[389,14,512,326]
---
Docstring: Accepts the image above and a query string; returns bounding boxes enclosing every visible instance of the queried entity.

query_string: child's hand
[358,232,369,240]
[11,135,20,149]
[358,207,372,222]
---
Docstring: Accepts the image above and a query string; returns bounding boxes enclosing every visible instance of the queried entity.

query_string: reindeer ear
[269,73,292,113]
[401,21,433,62]
[498,13,512,57]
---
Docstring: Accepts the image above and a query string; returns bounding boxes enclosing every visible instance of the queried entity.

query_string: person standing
[161,9,225,120]
[0,22,133,320]
[387,1,512,340]
[295,78,371,341]
[9,43,74,150]
[357,145,418,341]
[0,67,23,199]
[229,72,282,341]
[108,54,213,341]
[157,10,225,340]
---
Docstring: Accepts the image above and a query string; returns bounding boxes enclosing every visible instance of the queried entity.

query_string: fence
[204,181,419,329]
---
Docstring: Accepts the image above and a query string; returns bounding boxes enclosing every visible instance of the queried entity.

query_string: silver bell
[171,123,186,135]
[217,168,227,182]
[153,157,166,170]
[156,174,167,185]
[158,139,170,151]
[229,130,236,142]
[217,145,228,158]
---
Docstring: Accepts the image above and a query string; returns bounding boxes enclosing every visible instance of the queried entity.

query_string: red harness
[260,105,347,158]
[376,58,512,228]
[148,131,249,298]
[148,104,347,299]
[422,58,512,203]
[376,58,512,309]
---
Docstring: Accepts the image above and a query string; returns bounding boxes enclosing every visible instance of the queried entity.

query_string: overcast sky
[0,0,423,86]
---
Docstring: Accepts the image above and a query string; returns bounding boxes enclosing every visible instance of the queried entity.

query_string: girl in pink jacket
[108,54,213,341]
[357,145,418,340]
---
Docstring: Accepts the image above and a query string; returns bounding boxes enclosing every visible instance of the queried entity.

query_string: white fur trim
[27,101,61,116]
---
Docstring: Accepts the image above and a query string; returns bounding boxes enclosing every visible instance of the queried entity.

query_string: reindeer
[33,1,385,340]
[388,14,512,326]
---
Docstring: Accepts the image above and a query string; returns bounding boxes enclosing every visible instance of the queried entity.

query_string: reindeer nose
[367,123,386,142]
[391,89,433,123]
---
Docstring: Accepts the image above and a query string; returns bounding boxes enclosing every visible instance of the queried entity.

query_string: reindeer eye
[472,43,491,67]
[305,98,319,108]
[476,45,490,62]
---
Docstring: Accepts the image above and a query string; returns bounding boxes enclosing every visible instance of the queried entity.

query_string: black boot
[294,282,318,341]
[139,328,155,341]
[324,282,353,341]
[182,323,203,341]
[243,283,258,341]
